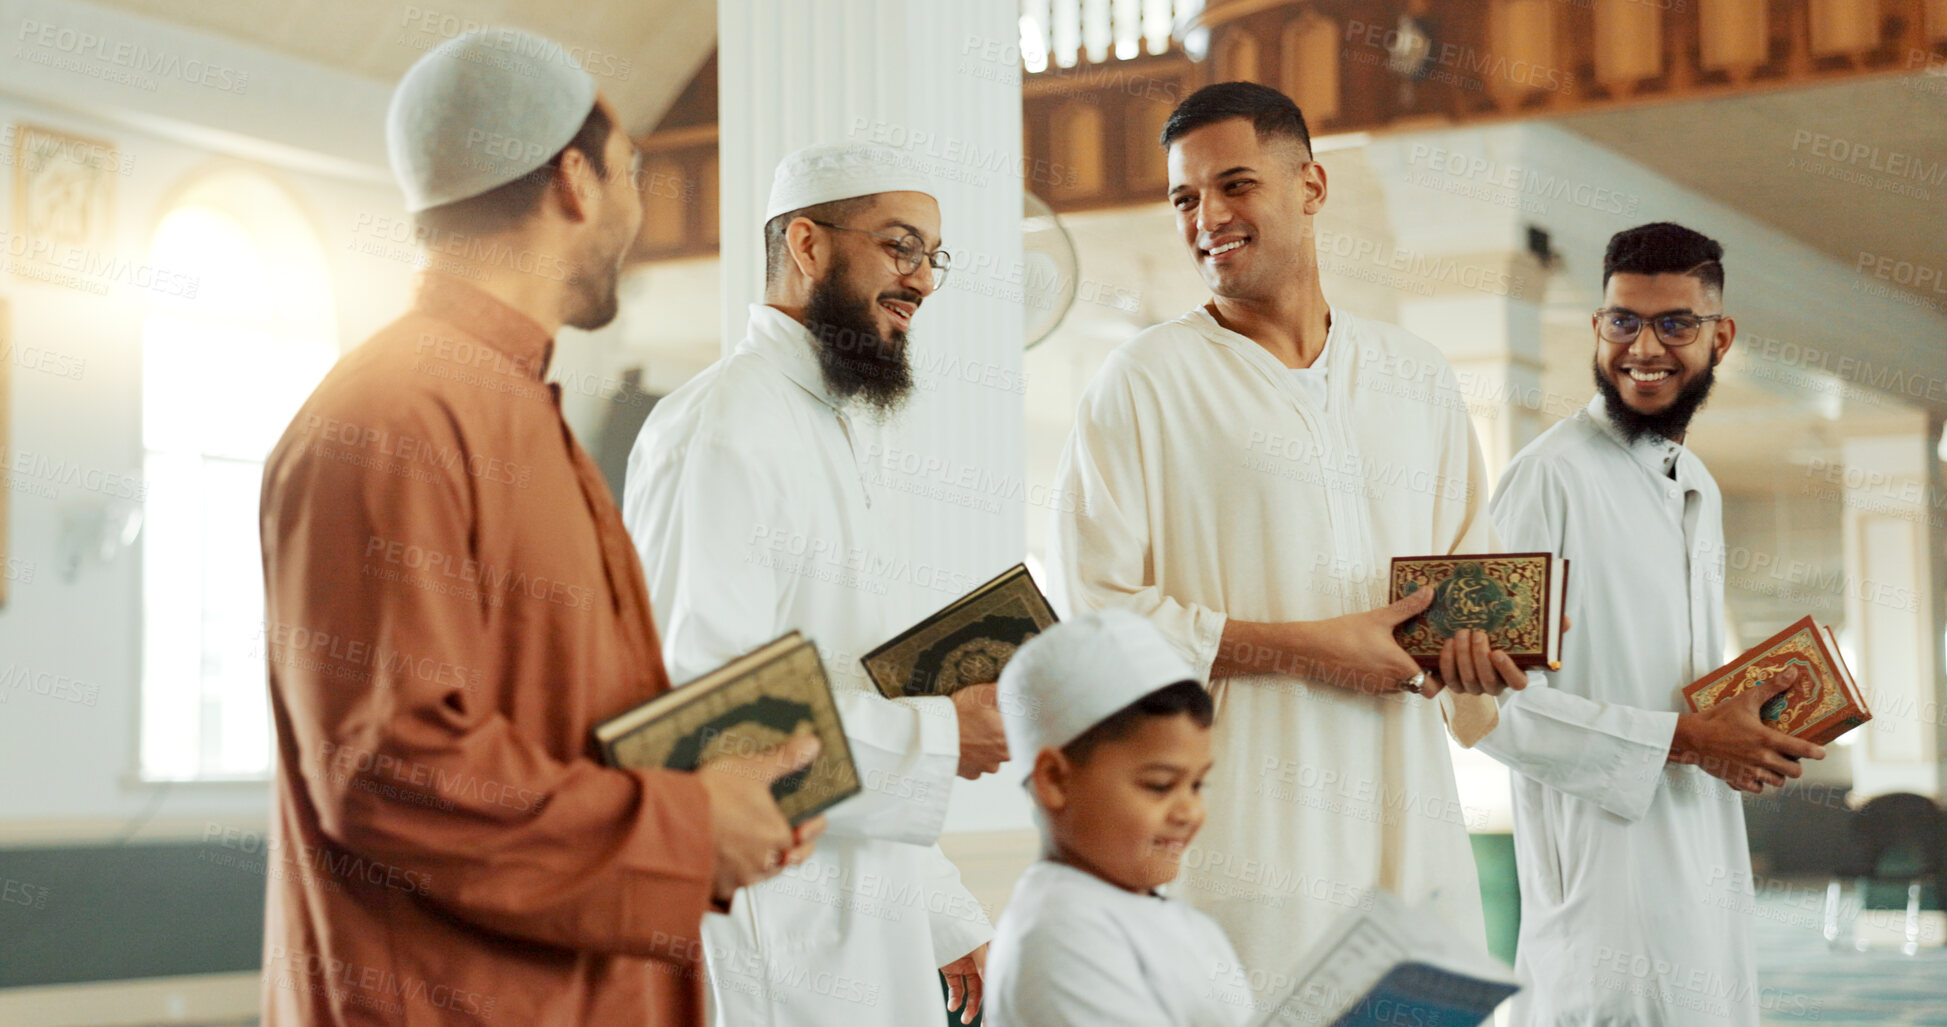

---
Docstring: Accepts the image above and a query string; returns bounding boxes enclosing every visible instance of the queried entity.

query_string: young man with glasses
[1460,222,1825,1024]
[623,142,1002,1026]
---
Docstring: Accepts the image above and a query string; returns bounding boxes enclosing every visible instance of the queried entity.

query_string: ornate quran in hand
[1388,553,1569,672]
[593,632,860,825]
[861,563,1059,700]
[1681,616,1870,746]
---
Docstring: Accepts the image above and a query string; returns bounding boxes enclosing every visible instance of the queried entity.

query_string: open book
[1253,891,1518,1027]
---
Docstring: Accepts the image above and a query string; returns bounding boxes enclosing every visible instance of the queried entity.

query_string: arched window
[139,169,336,780]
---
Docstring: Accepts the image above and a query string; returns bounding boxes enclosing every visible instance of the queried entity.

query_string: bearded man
[1465,221,1825,1025]
[259,28,819,1026]
[623,142,1005,1026]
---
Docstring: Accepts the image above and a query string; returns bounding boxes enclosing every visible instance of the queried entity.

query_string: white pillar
[717,0,1030,832]
[1395,290,1545,482]
[1838,432,1944,799]
[1360,134,1552,484]
[718,1,1025,353]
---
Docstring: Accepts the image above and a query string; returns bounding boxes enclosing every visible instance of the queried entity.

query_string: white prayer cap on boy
[764,142,937,222]
[386,27,597,212]
[998,608,1202,779]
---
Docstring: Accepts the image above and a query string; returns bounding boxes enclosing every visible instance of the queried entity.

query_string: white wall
[0,0,409,840]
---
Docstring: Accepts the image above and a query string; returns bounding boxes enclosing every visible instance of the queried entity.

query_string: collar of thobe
[739,303,847,413]
[1186,304,1342,392]
[1584,393,1687,479]
[410,272,555,381]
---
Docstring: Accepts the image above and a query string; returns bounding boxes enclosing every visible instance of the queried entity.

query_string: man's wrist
[1668,712,1696,760]
[1279,620,1317,674]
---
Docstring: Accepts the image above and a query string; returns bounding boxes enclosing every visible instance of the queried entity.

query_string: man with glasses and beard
[624,143,1005,1026]
[259,29,821,1026]
[1458,222,1825,1025]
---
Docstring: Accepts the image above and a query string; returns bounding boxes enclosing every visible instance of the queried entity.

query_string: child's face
[1038,714,1213,893]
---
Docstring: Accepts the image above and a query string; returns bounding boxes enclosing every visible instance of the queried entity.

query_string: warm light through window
[139,172,336,781]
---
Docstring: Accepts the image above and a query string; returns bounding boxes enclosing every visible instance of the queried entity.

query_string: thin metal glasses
[810,220,953,287]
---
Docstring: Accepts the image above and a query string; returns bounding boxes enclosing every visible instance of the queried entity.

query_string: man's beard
[803,253,915,416]
[1591,352,1719,445]
[564,232,626,331]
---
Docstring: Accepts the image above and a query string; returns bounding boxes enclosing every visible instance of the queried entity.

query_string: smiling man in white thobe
[1448,222,1826,1025]
[623,143,1005,1025]
[1048,81,1509,1000]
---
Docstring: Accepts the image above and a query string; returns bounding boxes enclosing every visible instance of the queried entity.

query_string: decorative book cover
[862,563,1059,700]
[1681,615,1871,747]
[1389,553,1568,672]
[594,632,859,825]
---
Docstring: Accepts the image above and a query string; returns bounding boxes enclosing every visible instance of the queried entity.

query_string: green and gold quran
[1389,553,1569,672]
[862,563,1059,700]
[594,632,860,824]
[1682,616,1870,746]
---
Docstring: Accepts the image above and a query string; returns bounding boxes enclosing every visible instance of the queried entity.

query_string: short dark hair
[763,194,877,286]
[414,102,614,239]
[1160,81,1313,160]
[1603,222,1726,296]
[1061,681,1214,765]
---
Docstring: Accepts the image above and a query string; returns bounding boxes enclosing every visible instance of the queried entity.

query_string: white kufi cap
[764,142,937,223]
[386,27,598,212]
[997,608,1202,780]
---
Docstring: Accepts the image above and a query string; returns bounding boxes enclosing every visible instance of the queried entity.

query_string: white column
[1395,291,1545,482]
[1838,433,1944,799]
[717,0,1030,832]
[1360,134,1553,484]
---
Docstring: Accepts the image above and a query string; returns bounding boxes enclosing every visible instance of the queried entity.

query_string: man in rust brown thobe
[257,28,817,1026]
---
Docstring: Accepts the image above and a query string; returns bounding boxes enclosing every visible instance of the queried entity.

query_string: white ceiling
[87,0,718,133]
[1555,75,1947,317]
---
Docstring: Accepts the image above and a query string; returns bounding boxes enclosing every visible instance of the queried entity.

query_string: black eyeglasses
[1593,308,1726,348]
[809,220,952,287]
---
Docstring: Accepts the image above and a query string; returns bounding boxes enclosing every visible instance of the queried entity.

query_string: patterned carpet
[1756,878,1947,1026]
[132,882,1947,1027]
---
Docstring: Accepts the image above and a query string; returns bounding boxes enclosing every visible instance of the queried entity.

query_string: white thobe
[1478,395,1756,1026]
[1049,305,1497,1000]
[624,304,993,1026]
[986,860,1254,1027]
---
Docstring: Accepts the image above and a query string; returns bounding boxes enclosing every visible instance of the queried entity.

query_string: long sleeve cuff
[819,691,959,843]
[932,913,996,967]
[1439,691,1501,748]
[918,843,994,963]
[1478,676,1678,822]
[1187,608,1227,684]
